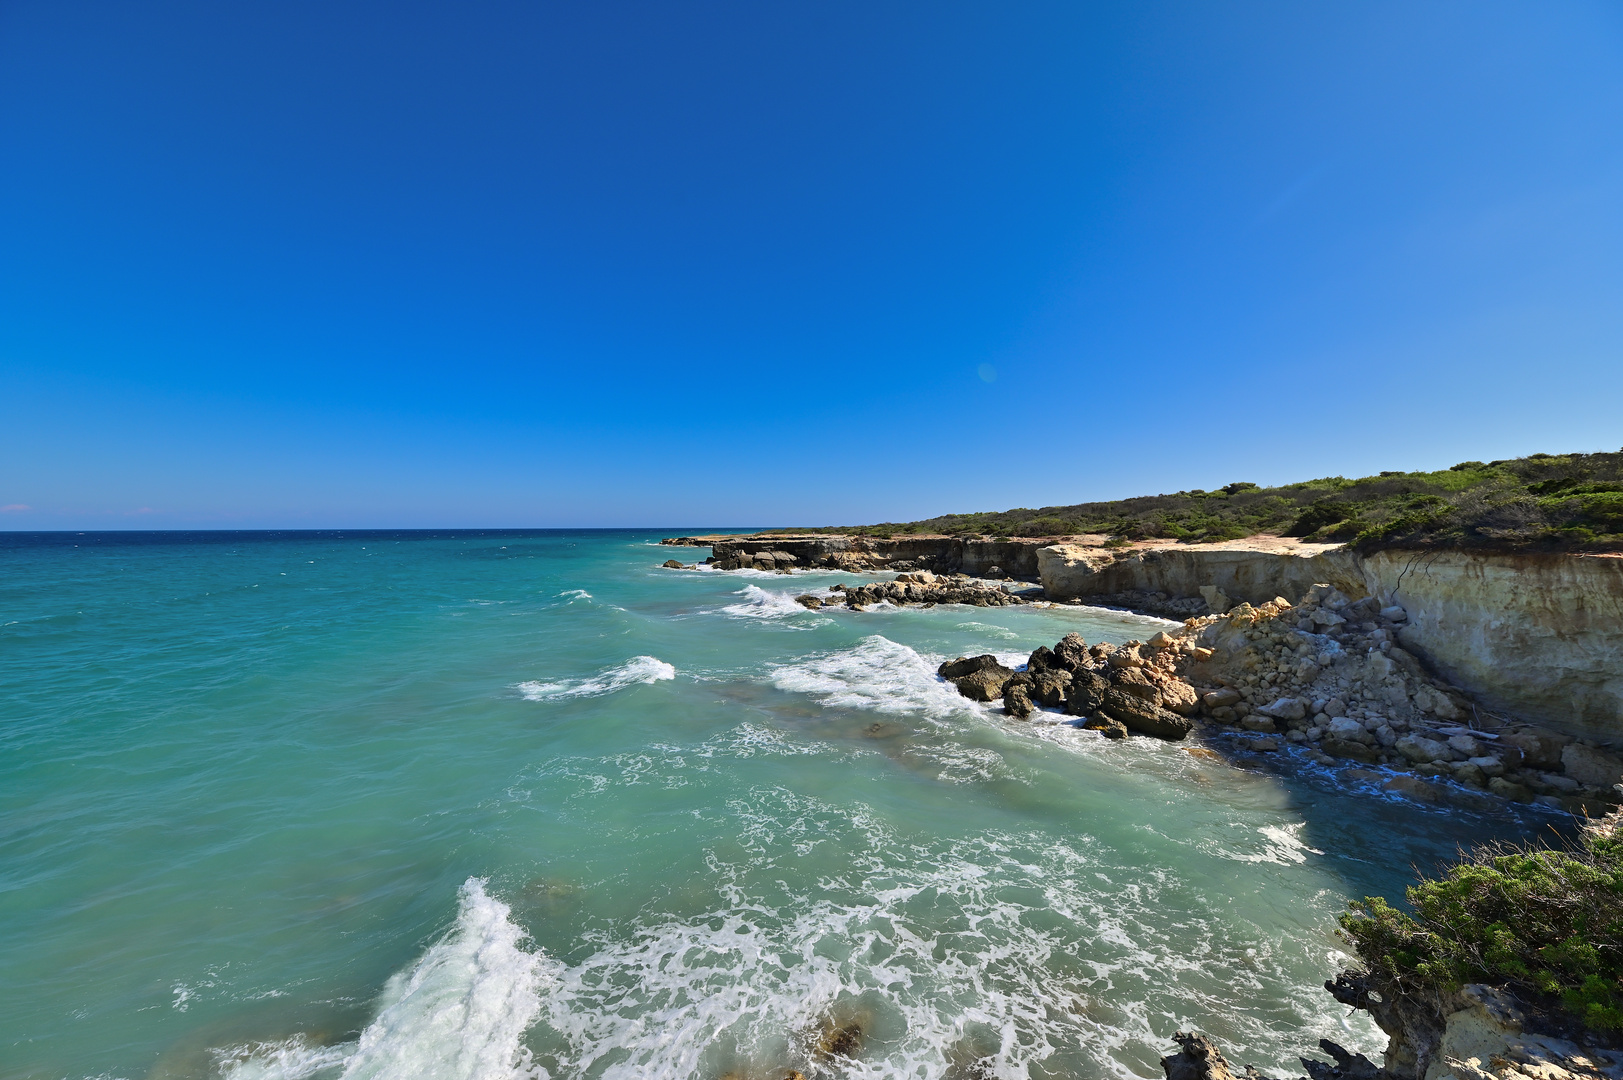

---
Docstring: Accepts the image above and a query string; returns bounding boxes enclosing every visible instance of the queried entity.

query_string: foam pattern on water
[767,635,993,721]
[515,657,676,701]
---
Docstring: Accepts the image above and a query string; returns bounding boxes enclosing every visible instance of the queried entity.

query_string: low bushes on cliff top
[800,450,1623,553]
[1339,823,1623,1033]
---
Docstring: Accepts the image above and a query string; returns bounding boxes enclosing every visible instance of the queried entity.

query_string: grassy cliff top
[792,451,1623,552]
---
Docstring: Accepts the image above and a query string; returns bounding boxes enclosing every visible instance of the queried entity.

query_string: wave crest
[516,657,675,701]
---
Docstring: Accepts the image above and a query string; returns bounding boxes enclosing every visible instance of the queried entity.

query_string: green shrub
[1340,830,1623,1032]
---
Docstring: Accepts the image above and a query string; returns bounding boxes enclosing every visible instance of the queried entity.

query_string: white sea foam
[515,657,675,701]
[715,585,816,620]
[768,635,986,721]
[217,879,552,1080]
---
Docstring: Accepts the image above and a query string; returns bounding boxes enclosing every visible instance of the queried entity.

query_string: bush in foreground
[1339,819,1623,1034]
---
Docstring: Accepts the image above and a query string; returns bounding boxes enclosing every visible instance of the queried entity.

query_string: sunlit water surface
[0,531,1549,1080]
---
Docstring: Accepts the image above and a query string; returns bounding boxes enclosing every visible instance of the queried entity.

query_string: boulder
[938,655,1005,680]
[1083,716,1129,740]
[1322,738,1381,764]
[1052,632,1090,671]
[1031,669,1073,708]
[1110,666,1161,705]
[1148,631,1177,648]
[953,665,1015,702]
[1003,680,1035,719]
[1241,716,1278,733]
[1199,586,1232,615]
[1099,689,1193,740]
[794,595,823,609]
[1161,1032,1240,1080]
[1064,670,1111,716]
[1487,776,1532,802]
[1396,735,1451,764]
[1160,680,1200,716]
[1027,645,1057,673]
[662,559,684,569]
[1499,728,1571,770]
[1257,696,1307,721]
[1560,743,1623,789]
[1383,775,1441,802]
[1202,688,1242,709]
[1327,717,1371,744]
[1379,605,1408,622]
[1447,734,1484,757]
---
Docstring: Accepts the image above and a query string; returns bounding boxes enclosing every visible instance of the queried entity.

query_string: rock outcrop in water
[796,572,1034,611]
[939,631,1195,740]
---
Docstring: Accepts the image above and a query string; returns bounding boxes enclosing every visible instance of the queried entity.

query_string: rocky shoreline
[662,534,1623,817]
[926,587,1622,816]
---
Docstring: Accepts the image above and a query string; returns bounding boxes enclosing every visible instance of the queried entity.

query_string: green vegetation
[1339,819,1623,1033]
[794,451,1623,552]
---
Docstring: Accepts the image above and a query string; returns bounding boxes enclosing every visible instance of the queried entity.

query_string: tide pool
[0,531,1545,1080]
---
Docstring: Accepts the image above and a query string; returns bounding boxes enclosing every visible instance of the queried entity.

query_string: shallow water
[0,531,1552,1080]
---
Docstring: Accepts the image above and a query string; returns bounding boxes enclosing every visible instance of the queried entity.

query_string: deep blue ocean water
[0,530,1544,1080]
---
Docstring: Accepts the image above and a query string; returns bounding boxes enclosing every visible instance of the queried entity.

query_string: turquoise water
[1,531,1545,1080]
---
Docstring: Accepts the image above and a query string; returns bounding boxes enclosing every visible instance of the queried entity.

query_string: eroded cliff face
[1036,543,1623,742]
[1359,551,1623,744]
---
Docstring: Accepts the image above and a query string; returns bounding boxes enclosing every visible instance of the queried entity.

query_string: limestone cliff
[1035,541,1623,743]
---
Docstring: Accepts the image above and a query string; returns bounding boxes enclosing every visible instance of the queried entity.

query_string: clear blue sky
[3,2,1621,529]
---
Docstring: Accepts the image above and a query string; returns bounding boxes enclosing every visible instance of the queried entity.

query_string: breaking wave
[767,635,994,721]
[715,584,817,619]
[516,657,675,701]
[216,879,552,1080]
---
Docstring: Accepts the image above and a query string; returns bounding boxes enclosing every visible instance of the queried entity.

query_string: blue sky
[3,2,1621,529]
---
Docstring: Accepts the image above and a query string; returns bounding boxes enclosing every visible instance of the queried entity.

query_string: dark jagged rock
[1065,670,1112,717]
[1110,665,1162,705]
[794,595,823,609]
[1031,669,1073,708]
[661,559,684,569]
[1099,688,1193,740]
[1161,1032,1250,1080]
[939,655,1005,680]
[1003,678,1035,718]
[954,664,1016,702]
[1301,1040,1388,1080]
[1083,716,1129,739]
[1027,645,1057,673]
[1053,632,1090,671]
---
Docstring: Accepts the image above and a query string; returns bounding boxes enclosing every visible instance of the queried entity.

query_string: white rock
[1257,696,1307,721]
[1328,717,1368,743]
[1449,734,1484,756]
[1199,585,1233,614]
[1397,735,1451,763]
[1380,605,1408,622]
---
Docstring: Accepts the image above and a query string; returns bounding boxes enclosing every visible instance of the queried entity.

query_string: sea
[0,530,1553,1080]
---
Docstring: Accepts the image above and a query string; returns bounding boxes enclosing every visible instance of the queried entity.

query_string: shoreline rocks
[927,588,1620,813]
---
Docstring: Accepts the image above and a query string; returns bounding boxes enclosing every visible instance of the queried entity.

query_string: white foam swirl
[768,635,988,721]
[516,657,675,701]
